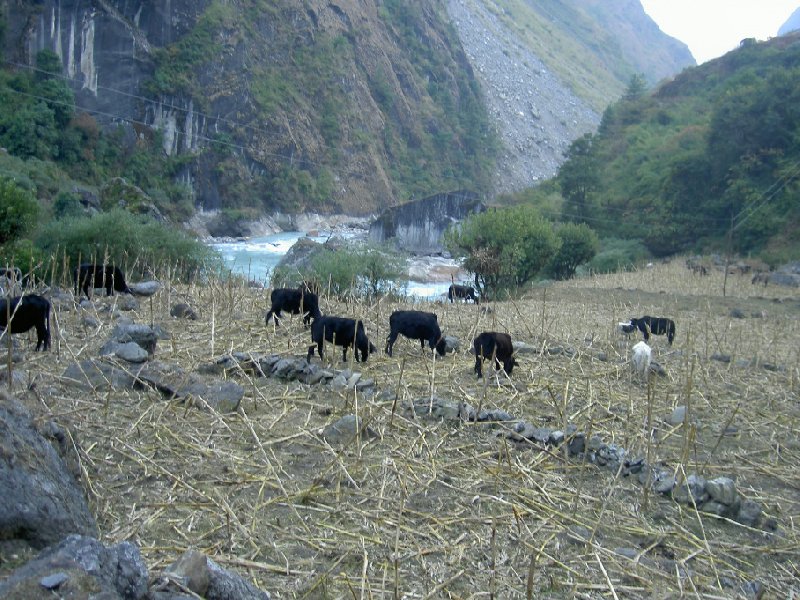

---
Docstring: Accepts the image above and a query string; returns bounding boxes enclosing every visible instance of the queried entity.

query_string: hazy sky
[639,1,799,64]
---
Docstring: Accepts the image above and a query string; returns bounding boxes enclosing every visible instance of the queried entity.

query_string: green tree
[558,133,598,224]
[546,222,599,280]
[445,205,558,298]
[0,177,39,245]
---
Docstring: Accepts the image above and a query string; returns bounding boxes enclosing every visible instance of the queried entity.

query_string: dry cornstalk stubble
[4,260,799,598]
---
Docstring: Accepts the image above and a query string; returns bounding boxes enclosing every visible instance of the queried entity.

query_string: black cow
[307,316,377,363]
[385,310,447,357]
[74,264,132,299]
[448,284,479,304]
[265,287,321,326]
[0,294,51,351]
[473,331,517,378]
[629,316,676,345]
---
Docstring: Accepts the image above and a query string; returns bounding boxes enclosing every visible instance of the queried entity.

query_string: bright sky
[639,1,799,64]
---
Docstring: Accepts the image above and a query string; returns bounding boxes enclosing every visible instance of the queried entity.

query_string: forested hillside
[546,32,800,264]
[0,0,690,221]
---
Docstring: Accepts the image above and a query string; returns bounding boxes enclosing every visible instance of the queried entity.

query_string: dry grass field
[4,260,800,598]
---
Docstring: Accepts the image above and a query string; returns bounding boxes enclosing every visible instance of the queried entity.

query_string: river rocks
[0,396,98,550]
[0,534,148,599]
[108,323,158,356]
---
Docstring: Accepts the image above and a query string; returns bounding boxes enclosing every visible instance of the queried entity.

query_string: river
[210,231,462,301]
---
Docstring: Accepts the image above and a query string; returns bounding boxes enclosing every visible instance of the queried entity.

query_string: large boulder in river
[0,394,98,550]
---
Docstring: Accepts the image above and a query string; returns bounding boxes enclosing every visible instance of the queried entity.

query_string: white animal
[632,341,652,375]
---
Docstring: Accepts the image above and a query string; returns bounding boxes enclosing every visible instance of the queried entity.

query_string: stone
[736,500,762,527]
[164,550,209,596]
[322,415,378,445]
[667,405,687,426]
[206,556,271,600]
[672,474,708,505]
[129,281,162,296]
[0,535,148,600]
[170,303,198,320]
[62,358,138,390]
[117,295,140,311]
[705,476,738,506]
[0,397,98,550]
[443,335,460,353]
[110,323,158,355]
[711,353,731,363]
[408,397,475,421]
[115,341,149,363]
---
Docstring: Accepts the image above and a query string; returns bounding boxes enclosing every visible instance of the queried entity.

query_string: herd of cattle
[0,266,677,378]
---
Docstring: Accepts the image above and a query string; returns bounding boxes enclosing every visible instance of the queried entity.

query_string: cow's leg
[385,333,398,356]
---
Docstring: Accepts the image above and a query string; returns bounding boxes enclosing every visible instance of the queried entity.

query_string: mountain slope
[1,0,693,216]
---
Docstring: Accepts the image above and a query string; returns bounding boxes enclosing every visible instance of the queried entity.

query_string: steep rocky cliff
[2,0,693,216]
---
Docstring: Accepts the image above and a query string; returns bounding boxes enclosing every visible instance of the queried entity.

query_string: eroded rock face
[0,395,98,550]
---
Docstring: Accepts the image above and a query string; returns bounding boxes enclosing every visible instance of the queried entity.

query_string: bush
[0,176,40,245]
[588,238,651,273]
[35,209,219,281]
[546,222,599,280]
[273,244,406,300]
[445,205,558,298]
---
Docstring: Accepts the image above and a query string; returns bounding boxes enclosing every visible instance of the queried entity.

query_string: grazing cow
[265,287,321,326]
[74,264,132,299]
[307,316,377,363]
[0,294,51,351]
[473,331,517,378]
[629,316,676,345]
[618,321,637,336]
[448,284,479,304]
[385,310,447,357]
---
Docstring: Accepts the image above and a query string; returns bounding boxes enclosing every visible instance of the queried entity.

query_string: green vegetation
[546,222,599,280]
[273,245,406,301]
[445,205,559,298]
[0,177,39,246]
[35,209,219,281]
[550,35,800,262]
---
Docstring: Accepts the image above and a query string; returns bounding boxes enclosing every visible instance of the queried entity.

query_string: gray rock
[740,580,765,600]
[408,397,475,421]
[328,374,348,389]
[129,281,162,296]
[477,408,515,422]
[355,378,375,390]
[164,550,209,596]
[322,415,379,445]
[117,295,140,311]
[512,341,539,355]
[206,557,271,600]
[561,525,591,545]
[0,398,98,550]
[667,405,687,426]
[111,323,158,355]
[711,353,731,363]
[62,358,139,390]
[672,474,708,505]
[705,476,738,506]
[736,500,762,527]
[134,361,244,413]
[443,335,460,353]
[170,303,198,320]
[115,341,149,363]
[729,308,746,319]
[0,534,148,600]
